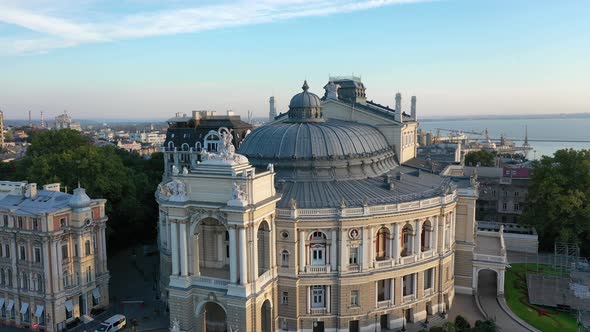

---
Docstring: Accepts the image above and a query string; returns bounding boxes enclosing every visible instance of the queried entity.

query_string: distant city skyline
[0,0,589,120]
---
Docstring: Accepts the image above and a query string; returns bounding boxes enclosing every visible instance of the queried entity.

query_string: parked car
[95,314,127,332]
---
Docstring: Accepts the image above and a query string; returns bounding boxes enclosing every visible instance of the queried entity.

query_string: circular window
[85,219,91,226]
[280,231,289,239]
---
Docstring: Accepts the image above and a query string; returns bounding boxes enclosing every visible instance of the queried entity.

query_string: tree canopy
[2,129,162,252]
[464,150,496,167]
[520,149,590,255]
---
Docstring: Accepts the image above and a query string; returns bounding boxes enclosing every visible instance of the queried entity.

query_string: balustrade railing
[304,265,331,273]
[310,307,327,315]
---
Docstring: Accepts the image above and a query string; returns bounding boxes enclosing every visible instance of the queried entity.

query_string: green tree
[520,149,590,254]
[471,319,497,332]
[454,315,471,332]
[464,150,496,167]
[11,129,162,252]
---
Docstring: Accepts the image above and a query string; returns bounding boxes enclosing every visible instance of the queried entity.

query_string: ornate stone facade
[157,79,484,332]
[0,182,109,332]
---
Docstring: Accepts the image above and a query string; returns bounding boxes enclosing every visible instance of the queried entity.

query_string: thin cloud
[0,0,430,55]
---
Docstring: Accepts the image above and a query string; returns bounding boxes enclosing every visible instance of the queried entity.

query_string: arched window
[0,268,4,285]
[167,141,174,150]
[281,250,289,267]
[375,227,390,260]
[401,224,413,257]
[204,131,221,152]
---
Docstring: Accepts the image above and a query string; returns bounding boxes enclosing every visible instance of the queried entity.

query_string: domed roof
[69,186,91,210]
[238,119,397,181]
[289,80,322,109]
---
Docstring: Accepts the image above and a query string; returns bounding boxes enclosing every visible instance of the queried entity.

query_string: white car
[95,314,127,332]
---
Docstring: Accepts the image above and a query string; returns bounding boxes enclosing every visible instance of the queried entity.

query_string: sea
[419,116,590,160]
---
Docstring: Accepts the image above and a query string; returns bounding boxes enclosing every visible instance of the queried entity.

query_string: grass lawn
[505,263,578,332]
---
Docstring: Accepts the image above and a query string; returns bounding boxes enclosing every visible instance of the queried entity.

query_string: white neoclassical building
[157,78,507,332]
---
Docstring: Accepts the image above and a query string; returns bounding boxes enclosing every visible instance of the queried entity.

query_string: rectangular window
[74,245,79,257]
[281,292,288,305]
[33,218,40,230]
[280,319,288,330]
[3,215,7,227]
[514,203,519,211]
[424,268,433,290]
[502,202,507,210]
[85,240,91,256]
[350,290,359,306]
[61,245,68,260]
[5,244,10,258]
[492,190,496,197]
[403,274,414,296]
[60,217,67,228]
[515,191,519,197]
[349,247,358,265]
[19,245,26,260]
[34,247,41,263]
[311,286,325,308]
[86,266,92,283]
[17,216,23,228]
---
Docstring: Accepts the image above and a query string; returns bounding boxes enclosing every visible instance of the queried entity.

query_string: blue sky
[0,0,588,120]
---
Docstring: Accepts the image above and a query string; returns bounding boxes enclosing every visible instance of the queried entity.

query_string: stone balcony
[303,264,332,274]
[309,307,327,315]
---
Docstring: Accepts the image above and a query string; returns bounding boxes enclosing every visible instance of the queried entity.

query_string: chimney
[43,183,61,192]
[395,92,403,123]
[26,183,38,198]
[411,96,417,120]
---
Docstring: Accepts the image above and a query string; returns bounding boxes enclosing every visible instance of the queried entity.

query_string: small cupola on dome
[69,185,91,210]
[287,81,324,122]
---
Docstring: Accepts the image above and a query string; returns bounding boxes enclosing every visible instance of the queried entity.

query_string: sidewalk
[108,245,169,332]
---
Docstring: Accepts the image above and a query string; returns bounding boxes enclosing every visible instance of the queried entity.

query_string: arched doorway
[477,269,498,297]
[193,218,229,278]
[257,221,271,276]
[261,300,272,332]
[197,301,227,332]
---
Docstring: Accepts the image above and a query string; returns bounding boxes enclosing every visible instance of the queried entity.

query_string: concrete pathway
[477,269,529,331]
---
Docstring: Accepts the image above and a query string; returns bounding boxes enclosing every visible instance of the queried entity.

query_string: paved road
[477,269,528,332]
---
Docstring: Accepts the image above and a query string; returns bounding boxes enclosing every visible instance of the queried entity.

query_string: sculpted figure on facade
[325,81,340,100]
[232,182,247,201]
[158,180,187,201]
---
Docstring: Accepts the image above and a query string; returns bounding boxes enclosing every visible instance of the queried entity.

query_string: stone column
[433,216,439,252]
[440,215,446,254]
[179,222,188,277]
[362,227,370,270]
[393,223,400,263]
[229,228,237,283]
[55,241,62,290]
[217,231,224,262]
[395,277,403,305]
[330,229,337,271]
[497,270,505,295]
[194,233,201,276]
[326,286,331,312]
[271,222,277,268]
[390,278,395,304]
[450,212,457,245]
[414,220,422,256]
[339,229,347,271]
[252,226,259,279]
[42,239,51,295]
[239,227,248,284]
[472,267,478,291]
[299,230,305,272]
[50,240,59,293]
[368,227,374,267]
[170,222,179,276]
[306,287,311,314]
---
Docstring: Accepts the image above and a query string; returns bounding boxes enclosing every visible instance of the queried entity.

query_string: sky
[0,0,589,121]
